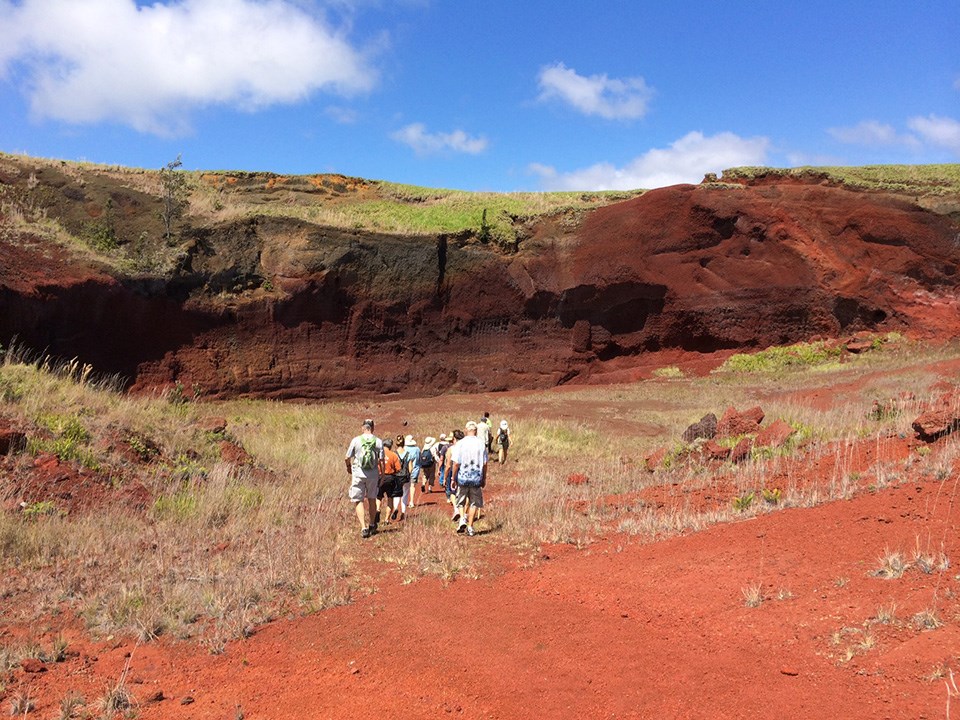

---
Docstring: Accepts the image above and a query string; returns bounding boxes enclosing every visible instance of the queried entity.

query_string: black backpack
[419,447,435,467]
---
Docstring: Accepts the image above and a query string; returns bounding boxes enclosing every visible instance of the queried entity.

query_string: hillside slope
[1,156,959,397]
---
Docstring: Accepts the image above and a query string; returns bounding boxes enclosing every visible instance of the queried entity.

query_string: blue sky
[0,0,958,191]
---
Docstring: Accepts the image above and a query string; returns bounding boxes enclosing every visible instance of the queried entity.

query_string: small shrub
[30,413,100,470]
[9,691,34,715]
[152,488,199,521]
[733,492,755,512]
[57,691,84,720]
[99,683,133,718]
[741,583,763,608]
[874,601,897,625]
[761,488,782,505]
[718,340,843,374]
[913,608,944,631]
[49,634,69,663]
[872,549,907,579]
[21,500,58,519]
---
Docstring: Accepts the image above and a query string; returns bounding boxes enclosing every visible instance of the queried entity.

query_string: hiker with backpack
[435,433,450,498]
[419,436,437,493]
[378,438,404,523]
[344,418,382,538]
[496,420,511,464]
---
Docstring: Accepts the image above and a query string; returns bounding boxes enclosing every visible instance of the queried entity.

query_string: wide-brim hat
[423,436,436,448]
[405,434,416,446]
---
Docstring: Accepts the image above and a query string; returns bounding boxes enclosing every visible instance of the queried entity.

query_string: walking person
[344,418,382,538]
[445,429,463,520]
[419,436,437,493]
[477,412,492,454]
[378,438,404,523]
[435,433,450,500]
[496,420,511,464]
[401,434,420,515]
[450,421,488,536]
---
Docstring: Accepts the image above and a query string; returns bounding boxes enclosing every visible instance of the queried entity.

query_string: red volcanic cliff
[2,173,959,398]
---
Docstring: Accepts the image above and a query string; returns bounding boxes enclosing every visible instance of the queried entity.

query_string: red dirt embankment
[2,176,959,398]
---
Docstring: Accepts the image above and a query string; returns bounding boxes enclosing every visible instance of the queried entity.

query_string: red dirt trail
[11,472,960,720]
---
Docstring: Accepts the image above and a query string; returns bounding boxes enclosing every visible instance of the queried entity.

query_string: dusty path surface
[12,475,959,720]
[5,350,960,719]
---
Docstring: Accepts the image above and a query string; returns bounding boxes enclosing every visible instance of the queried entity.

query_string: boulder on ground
[913,392,960,441]
[717,406,765,437]
[682,413,718,443]
[730,437,753,463]
[755,419,795,449]
[644,447,669,472]
[845,332,875,354]
[219,440,251,465]
[703,440,731,461]
[199,416,228,434]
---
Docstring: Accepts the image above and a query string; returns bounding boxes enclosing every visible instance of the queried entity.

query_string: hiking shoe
[361,527,371,538]
[466,526,476,537]
[452,512,460,523]
[370,522,378,534]
[456,522,466,534]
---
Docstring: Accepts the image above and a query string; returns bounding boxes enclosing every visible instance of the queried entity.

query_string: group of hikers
[344,412,511,539]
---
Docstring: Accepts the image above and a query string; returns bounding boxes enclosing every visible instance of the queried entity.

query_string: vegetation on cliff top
[1,152,958,279]
[721,164,960,195]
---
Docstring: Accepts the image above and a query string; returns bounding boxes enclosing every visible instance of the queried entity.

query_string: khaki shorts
[455,484,483,509]
[349,473,378,503]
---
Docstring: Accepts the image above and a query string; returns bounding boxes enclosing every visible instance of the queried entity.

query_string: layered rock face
[2,177,959,398]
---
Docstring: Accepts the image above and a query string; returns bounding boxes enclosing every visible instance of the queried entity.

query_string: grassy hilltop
[2,152,959,279]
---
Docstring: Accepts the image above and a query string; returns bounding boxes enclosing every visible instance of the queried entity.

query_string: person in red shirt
[377,438,403,524]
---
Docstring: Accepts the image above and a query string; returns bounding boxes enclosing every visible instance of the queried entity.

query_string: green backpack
[358,436,377,470]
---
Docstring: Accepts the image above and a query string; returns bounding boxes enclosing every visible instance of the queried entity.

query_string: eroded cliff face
[2,177,959,398]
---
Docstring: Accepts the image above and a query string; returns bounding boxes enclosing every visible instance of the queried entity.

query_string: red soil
[5,367,960,719]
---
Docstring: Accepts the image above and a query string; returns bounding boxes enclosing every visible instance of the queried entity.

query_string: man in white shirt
[450,420,488,537]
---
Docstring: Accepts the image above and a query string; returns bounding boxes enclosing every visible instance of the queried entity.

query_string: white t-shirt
[477,420,492,447]
[450,434,487,486]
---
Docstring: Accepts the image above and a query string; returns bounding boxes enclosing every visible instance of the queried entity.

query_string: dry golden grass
[1,336,959,652]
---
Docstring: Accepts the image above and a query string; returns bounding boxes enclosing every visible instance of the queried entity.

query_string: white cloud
[390,123,488,155]
[827,120,919,147]
[529,131,770,191]
[907,114,960,155]
[537,62,652,120]
[0,0,375,135]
